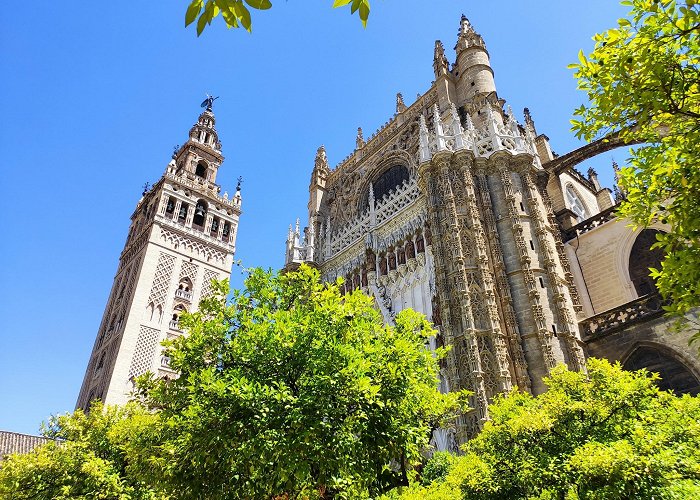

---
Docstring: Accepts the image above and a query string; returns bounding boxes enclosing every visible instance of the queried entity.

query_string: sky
[0,1,631,434]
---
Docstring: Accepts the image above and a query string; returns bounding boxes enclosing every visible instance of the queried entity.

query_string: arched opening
[176,278,193,300]
[195,162,208,179]
[165,197,176,216]
[361,164,410,212]
[565,184,588,223]
[193,200,208,228]
[624,345,700,395]
[170,304,187,330]
[628,229,665,297]
[210,217,220,236]
[178,202,189,221]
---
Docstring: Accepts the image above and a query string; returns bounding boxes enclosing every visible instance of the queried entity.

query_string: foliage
[569,0,700,326]
[0,402,160,500]
[132,265,467,499]
[390,358,700,499]
[185,0,372,36]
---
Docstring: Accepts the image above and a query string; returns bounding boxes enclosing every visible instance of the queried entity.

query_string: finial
[356,127,365,149]
[200,94,219,112]
[455,13,485,51]
[587,167,597,178]
[460,14,472,34]
[142,182,150,196]
[315,145,329,171]
[172,144,180,158]
[433,40,449,78]
[236,176,243,191]
[396,93,406,113]
[523,107,533,125]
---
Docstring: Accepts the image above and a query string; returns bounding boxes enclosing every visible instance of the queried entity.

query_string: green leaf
[185,0,204,27]
[332,0,352,7]
[244,0,272,9]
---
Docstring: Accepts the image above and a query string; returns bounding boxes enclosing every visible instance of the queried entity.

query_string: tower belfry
[76,102,242,409]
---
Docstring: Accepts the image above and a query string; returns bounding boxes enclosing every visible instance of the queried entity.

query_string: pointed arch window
[361,164,410,212]
[176,278,193,301]
[565,184,588,222]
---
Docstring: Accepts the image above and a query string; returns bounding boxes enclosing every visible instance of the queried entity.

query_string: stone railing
[164,172,241,210]
[580,293,668,340]
[320,177,421,261]
[156,214,233,251]
[175,289,192,301]
[562,205,618,242]
[420,102,537,164]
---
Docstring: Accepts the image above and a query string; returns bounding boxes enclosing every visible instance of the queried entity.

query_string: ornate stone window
[361,164,410,211]
[565,184,588,222]
[628,229,665,297]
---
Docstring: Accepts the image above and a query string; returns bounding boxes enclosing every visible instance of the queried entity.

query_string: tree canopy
[0,403,159,500]
[129,265,466,499]
[569,0,700,326]
[185,0,372,36]
[389,358,700,499]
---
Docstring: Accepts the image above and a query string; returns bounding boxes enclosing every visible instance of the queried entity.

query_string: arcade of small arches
[163,195,232,243]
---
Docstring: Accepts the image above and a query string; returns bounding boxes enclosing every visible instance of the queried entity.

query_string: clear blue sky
[0,1,629,434]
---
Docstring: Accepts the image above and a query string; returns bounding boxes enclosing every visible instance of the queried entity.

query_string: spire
[314,145,330,173]
[187,101,222,153]
[396,93,407,113]
[612,160,626,202]
[455,14,486,52]
[356,127,365,149]
[433,40,450,78]
[523,107,537,136]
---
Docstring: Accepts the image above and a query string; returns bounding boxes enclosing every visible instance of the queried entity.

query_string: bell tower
[76,100,242,410]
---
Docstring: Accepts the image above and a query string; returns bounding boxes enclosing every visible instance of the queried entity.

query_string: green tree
[185,0,371,36]
[132,265,466,499]
[0,403,160,500]
[569,0,700,326]
[389,358,700,499]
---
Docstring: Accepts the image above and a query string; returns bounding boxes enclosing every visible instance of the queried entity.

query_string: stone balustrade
[562,205,618,242]
[579,292,668,340]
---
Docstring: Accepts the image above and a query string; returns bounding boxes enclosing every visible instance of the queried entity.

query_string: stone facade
[76,104,242,410]
[284,16,700,446]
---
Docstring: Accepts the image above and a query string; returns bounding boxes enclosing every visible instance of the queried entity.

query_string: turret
[307,145,331,263]
[170,101,224,186]
[453,15,496,105]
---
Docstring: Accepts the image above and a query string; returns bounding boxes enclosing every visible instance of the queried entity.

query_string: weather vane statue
[200,94,219,111]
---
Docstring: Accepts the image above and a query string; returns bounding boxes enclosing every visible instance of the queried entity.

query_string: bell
[195,205,205,217]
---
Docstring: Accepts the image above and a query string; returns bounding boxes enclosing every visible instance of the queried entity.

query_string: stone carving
[147,253,176,309]
[128,325,161,379]
[200,269,220,299]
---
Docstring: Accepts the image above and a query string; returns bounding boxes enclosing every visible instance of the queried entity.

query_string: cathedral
[77,15,699,447]
[283,16,700,443]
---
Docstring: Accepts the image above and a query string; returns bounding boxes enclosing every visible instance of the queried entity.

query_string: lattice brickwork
[160,227,227,264]
[200,269,219,298]
[180,261,198,282]
[147,253,176,308]
[128,326,161,379]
